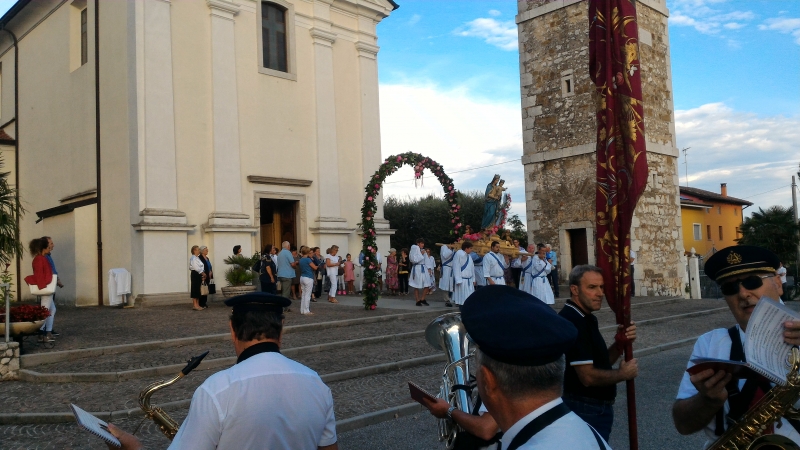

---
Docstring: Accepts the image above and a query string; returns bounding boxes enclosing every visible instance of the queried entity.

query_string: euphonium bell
[425,313,474,450]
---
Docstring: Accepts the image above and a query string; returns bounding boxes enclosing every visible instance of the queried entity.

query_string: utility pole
[681,147,691,187]
[793,176,799,283]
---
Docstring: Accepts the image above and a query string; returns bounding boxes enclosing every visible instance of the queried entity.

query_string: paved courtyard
[0,292,739,449]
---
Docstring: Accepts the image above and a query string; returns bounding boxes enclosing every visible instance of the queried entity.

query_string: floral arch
[360,152,462,309]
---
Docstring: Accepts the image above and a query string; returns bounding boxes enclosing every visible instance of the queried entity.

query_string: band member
[559,265,637,441]
[482,241,507,286]
[461,285,611,449]
[105,293,339,450]
[408,238,430,306]
[672,245,800,447]
[520,244,553,304]
[451,241,476,308]
[439,244,455,307]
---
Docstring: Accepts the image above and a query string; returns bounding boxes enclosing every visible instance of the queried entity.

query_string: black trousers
[510,268,522,288]
[398,273,409,293]
[549,266,559,297]
[630,265,635,297]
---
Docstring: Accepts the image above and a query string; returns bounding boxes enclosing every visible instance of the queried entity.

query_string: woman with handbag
[24,237,56,343]
[189,245,205,311]
[198,246,213,309]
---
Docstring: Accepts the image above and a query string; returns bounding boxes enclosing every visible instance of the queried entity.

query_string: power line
[742,185,791,200]
[382,158,522,185]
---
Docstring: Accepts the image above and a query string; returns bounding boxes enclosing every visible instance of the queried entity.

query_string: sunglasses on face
[719,274,774,296]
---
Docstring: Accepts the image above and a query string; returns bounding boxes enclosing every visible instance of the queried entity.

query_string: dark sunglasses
[719,274,774,296]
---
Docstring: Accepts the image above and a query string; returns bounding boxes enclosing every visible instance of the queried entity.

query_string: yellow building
[680,184,752,257]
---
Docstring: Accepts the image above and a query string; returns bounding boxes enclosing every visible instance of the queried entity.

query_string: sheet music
[745,298,800,384]
[70,404,121,448]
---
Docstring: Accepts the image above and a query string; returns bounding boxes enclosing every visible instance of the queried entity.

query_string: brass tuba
[425,313,474,450]
[708,347,800,450]
[135,351,209,440]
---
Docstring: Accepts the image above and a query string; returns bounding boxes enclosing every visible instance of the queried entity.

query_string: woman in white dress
[521,244,554,304]
[325,245,342,303]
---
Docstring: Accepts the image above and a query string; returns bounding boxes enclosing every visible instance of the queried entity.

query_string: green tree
[736,205,800,274]
[384,191,527,251]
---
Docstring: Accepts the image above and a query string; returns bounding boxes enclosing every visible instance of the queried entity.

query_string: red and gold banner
[589,1,648,448]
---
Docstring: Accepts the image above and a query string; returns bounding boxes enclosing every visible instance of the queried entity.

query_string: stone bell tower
[517,0,686,296]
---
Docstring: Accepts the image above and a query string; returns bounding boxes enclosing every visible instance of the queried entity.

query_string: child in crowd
[344,254,356,295]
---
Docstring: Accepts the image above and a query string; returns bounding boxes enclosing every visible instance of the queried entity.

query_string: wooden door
[568,228,589,270]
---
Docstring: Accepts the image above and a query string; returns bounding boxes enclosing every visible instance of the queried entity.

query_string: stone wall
[518,0,684,296]
[0,341,20,381]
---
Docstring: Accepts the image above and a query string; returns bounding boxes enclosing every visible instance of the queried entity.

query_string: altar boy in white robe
[438,245,455,307]
[408,238,429,307]
[425,248,437,293]
[451,241,476,307]
[521,244,554,304]
[483,241,507,286]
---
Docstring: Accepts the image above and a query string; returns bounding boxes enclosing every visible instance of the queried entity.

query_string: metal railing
[2,283,10,342]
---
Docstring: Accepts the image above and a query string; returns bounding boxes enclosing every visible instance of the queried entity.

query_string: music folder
[408,381,437,405]
[69,403,121,448]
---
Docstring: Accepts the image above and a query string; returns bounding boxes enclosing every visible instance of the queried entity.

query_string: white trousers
[39,294,55,332]
[300,277,314,314]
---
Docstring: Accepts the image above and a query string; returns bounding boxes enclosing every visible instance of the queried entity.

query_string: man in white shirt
[461,285,611,449]
[439,244,455,307]
[408,238,429,306]
[106,293,339,450]
[451,240,476,307]
[777,261,788,302]
[629,249,637,297]
[673,245,800,448]
[520,244,553,305]
[483,241,507,286]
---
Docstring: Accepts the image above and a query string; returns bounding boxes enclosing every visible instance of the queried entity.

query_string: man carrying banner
[672,245,800,447]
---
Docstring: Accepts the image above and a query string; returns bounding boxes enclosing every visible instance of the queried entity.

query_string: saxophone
[708,347,800,450]
[135,351,209,440]
[425,313,474,450]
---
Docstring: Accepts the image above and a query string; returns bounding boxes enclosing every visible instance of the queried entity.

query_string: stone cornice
[247,175,313,187]
[207,0,240,16]
[516,0,668,24]
[310,27,337,44]
[355,41,380,58]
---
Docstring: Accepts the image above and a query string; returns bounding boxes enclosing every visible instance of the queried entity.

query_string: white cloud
[488,9,501,17]
[668,0,755,36]
[759,17,800,45]
[675,103,800,214]
[454,18,518,51]
[408,14,421,26]
[379,83,525,222]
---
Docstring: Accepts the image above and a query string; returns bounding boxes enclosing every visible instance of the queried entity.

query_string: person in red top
[24,237,55,343]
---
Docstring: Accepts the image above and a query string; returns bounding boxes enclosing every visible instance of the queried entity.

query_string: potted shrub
[220,254,259,298]
[0,304,50,336]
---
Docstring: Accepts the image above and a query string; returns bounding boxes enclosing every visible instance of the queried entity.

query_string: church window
[692,224,701,241]
[560,70,574,98]
[718,226,723,241]
[80,8,88,66]
[262,2,288,72]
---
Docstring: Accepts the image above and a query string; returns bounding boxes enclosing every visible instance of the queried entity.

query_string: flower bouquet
[0,304,50,336]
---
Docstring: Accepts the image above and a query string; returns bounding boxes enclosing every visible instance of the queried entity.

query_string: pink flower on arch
[374,184,380,189]
[367,196,373,201]
[396,156,402,162]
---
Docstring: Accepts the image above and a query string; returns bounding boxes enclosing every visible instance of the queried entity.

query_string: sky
[374,0,800,224]
[0,0,795,224]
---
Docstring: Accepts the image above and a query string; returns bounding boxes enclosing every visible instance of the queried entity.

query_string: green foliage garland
[360,152,461,309]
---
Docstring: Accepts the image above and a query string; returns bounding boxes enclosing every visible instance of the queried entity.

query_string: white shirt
[325,254,340,278]
[500,398,610,450]
[676,326,800,448]
[189,255,205,274]
[169,350,337,450]
[510,247,524,268]
[483,251,506,280]
[778,266,787,284]
[630,250,637,266]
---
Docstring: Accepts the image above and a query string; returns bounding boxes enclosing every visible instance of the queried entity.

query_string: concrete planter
[0,320,45,336]
[220,285,257,299]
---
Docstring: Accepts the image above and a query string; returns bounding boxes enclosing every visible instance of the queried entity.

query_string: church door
[568,228,589,270]
[259,198,298,252]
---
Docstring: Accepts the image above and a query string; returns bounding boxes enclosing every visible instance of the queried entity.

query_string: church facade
[517,0,687,296]
[0,0,396,305]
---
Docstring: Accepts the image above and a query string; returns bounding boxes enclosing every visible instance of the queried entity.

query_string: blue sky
[0,0,795,224]
[375,0,800,224]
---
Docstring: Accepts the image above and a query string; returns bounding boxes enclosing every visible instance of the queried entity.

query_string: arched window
[261,2,288,72]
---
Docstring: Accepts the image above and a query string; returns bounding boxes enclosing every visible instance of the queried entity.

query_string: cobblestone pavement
[19,298,418,354]
[0,346,710,450]
[31,312,444,374]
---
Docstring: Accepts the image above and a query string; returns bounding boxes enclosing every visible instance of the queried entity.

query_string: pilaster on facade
[310,27,337,46]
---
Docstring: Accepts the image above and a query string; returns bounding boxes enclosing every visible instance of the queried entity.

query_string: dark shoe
[311,298,318,302]
[50,330,60,336]
[445,302,453,307]
[416,302,423,307]
[422,300,430,306]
